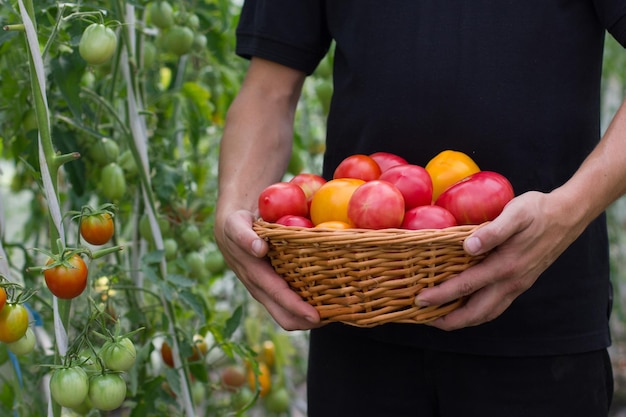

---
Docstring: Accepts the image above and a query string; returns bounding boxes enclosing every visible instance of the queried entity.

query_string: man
[215,1,626,415]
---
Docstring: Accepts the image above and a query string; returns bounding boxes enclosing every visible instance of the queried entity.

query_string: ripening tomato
[333,154,382,181]
[7,327,36,356]
[247,361,271,397]
[379,164,433,209]
[0,304,29,343]
[258,182,308,223]
[221,365,247,391]
[0,287,6,312]
[435,171,515,225]
[369,151,408,173]
[425,150,481,201]
[309,178,365,226]
[401,205,457,230]
[160,341,174,367]
[347,180,405,229]
[80,212,115,245]
[44,254,88,299]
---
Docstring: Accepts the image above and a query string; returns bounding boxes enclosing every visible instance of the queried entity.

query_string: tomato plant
[333,154,381,181]
[435,171,515,225]
[258,182,309,223]
[88,373,127,411]
[347,180,405,229]
[425,150,481,201]
[101,337,137,372]
[79,23,118,66]
[43,253,88,299]
[50,366,90,409]
[309,178,364,226]
[0,303,29,343]
[80,212,115,245]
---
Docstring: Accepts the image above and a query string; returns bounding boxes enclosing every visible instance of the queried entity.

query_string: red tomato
[401,205,457,230]
[348,180,405,229]
[160,341,174,368]
[275,215,314,228]
[80,212,115,245]
[258,182,308,223]
[379,164,433,209]
[44,254,88,299]
[435,171,514,225]
[333,154,382,181]
[289,173,327,204]
[369,151,408,172]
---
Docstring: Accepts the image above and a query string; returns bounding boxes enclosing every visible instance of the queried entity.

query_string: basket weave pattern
[253,220,486,327]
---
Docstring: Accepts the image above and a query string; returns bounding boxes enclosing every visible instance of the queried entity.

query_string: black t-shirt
[236,0,626,356]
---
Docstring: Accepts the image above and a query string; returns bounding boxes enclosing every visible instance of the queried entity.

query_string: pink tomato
[347,180,405,229]
[275,215,314,228]
[401,205,457,230]
[379,164,433,209]
[333,154,382,181]
[369,152,408,173]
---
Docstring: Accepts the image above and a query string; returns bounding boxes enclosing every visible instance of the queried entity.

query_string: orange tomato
[315,220,352,229]
[0,287,6,312]
[309,178,365,226]
[425,150,481,201]
[247,361,272,397]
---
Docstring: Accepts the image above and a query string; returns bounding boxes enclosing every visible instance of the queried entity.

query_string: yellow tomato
[425,150,481,201]
[314,220,352,229]
[309,178,365,226]
[247,361,272,397]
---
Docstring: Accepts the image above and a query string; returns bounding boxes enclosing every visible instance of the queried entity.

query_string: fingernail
[465,236,482,255]
[305,315,318,324]
[415,297,430,307]
[251,239,264,257]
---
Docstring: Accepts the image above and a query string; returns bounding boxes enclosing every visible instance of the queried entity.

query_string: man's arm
[214,57,321,330]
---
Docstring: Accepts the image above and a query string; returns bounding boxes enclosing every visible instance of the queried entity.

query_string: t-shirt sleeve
[236,0,332,74]
[594,0,626,46]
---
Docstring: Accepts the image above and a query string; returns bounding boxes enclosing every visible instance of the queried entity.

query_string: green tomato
[50,366,89,408]
[181,224,201,249]
[149,1,174,29]
[143,42,158,68]
[264,386,290,413]
[186,251,207,279]
[163,26,194,56]
[205,251,226,275]
[7,327,36,356]
[79,23,118,66]
[90,138,120,166]
[101,337,137,372]
[100,162,127,201]
[163,238,178,260]
[88,373,127,411]
[117,149,139,177]
[192,33,207,52]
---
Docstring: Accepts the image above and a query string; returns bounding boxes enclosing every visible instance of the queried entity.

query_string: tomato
[259,340,276,369]
[314,220,352,229]
[149,1,174,29]
[369,151,408,173]
[435,171,515,225]
[50,366,89,408]
[117,149,139,177]
[309,178,364,226]
[275,215,314,228]
[289,173,327,206]
[379,164,433,209]
[181,224,201,249]
[258,182,309,223]
[0,287,6,312]
[163,238,178,260]
[205,251,226,275]
[247,361,271,397]
[160,341,174,368]
[0,304,29,343]
[333,154,381,181]
[101,337,137,372]
[264,386,290,413]
[80,212,115,245]
[347,180,405,229]
[44,254,88,299]
[402,205,457,230]
[100,162,127,201]
[221,365,247,391]
[88,373,127,411]
[425,150,481,201]
[188,334,208,362]
[7,327,36,356]
[192,33,208,52]
[79,24,117,66]
[89,138,120,166]
[163,26,195,56]
[186,251,208,279]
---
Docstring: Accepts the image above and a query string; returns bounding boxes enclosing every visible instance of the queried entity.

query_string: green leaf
[223,305,243,340]
[50,51,86,119]
[178,289,206,322]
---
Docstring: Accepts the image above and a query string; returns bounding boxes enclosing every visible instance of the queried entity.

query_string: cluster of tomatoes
[258,150,515,230]
[49,335,137,412]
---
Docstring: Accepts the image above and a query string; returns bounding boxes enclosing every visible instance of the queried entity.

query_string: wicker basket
[253,220,487,327]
